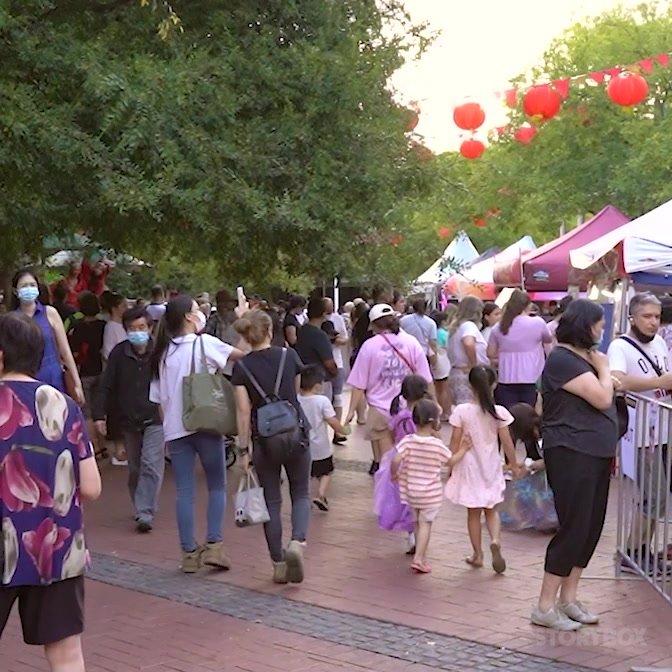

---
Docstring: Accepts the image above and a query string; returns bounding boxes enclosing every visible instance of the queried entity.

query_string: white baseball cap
[368,303,395,322]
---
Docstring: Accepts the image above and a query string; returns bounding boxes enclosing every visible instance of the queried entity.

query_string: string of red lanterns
[453,50,669,160]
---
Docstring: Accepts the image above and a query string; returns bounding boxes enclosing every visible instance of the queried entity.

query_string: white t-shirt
[102,321,127,361]
[448,321,489,368]
[149,334,233,442]
[608,333,671,445]
[400,313,438,356]
[608,334,670,400]
[326,312,347,369]
[298,393,335,461]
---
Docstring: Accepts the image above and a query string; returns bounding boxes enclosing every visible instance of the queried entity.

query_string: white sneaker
[559,601,599,625]
[111,457,128,467]
[531,606,582,631]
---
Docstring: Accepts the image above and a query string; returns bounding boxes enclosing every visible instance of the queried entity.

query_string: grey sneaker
[531,606,582,631]
[285,540,305,584]
[559,601,599,625]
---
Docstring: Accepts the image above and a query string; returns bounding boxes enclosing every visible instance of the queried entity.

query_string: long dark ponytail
[150,294,194,378]
[390,374,430,415]
[468,366,501,420]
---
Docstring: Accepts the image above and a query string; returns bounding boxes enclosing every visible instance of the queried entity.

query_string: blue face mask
[17,286,39,303]
[127,330,150,347]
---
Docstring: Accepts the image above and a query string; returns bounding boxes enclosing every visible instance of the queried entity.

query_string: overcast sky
[391,0,644,152]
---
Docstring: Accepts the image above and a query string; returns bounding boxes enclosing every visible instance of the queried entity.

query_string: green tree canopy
[0,0,435,294]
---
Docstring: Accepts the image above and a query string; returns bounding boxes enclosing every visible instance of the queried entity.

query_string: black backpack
[237,348,307,463]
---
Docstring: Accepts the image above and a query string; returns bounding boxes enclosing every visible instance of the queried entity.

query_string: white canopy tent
[413,231,479,291]
[570,198,672,275]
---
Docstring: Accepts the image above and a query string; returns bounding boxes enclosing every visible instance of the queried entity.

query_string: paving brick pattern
[89,552,594,672]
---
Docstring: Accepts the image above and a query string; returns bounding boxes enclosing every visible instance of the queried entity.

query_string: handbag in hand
[234,470,270,527]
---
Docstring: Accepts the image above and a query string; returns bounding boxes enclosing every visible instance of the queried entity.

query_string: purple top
[389,408,416,444]
[489,316,552,384]
[0,381,93,587]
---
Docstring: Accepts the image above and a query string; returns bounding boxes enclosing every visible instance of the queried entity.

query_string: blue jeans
[123,424,165,524]
[167,432,226,552]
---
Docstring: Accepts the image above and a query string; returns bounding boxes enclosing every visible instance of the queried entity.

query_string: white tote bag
[234,471,270,527]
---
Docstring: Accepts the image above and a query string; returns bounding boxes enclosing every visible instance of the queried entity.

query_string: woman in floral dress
[0,313,101,672]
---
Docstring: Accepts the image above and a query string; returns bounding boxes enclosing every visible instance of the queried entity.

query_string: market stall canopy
[444,236,536,299]
[494,205,629,291]
[570,198,672,275]
[413,232,479,289]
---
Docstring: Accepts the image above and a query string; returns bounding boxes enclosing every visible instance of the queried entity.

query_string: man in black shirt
[93,306,164,533]
[295,298,337,399]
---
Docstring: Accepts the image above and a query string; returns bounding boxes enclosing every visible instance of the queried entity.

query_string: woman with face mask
[149,295,245,573]
[11,269,84,405]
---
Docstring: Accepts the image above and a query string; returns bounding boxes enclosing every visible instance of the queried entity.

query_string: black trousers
[494,382,537,408]
[544,447,612,577]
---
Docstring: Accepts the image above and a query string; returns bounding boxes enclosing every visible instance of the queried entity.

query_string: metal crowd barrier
[615,393,672,605]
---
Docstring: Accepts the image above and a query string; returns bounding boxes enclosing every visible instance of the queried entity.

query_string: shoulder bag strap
[190,338,198,375]
[198,334,220,374]
[380,334,415,373]
[619,335,663,377]
[238,360,273,405]
[273,347,288,397]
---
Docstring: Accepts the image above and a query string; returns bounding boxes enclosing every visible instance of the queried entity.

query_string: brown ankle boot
[201,541,231,570]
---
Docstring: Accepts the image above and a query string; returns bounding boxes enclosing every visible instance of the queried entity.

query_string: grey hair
[629,292,661,316]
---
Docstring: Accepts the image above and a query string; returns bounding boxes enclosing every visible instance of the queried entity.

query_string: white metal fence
[615,393,672,605]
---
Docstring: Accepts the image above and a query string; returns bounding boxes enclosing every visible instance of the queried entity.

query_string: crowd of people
[2,257,672,670]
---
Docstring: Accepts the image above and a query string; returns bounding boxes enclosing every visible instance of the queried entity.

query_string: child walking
[392,399,469,573]
[298,366,350,512]
[445,366,523,574]
[387,375,431,554]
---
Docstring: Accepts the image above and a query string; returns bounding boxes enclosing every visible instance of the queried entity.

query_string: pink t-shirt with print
[347,332,432,417]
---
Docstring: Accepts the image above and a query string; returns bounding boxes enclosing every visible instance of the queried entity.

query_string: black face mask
[630,322,656,344]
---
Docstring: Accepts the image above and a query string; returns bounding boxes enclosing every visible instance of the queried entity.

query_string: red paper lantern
[523,84,562,120]
[405,110,419,132]
[460,138,485,159]
[607,72,649,107]
[514,125,537,144]
[438,226,452,239]
[453,102,485,131]
[504,89,518,108]
[473,217,486,228]
[390,234,404,247]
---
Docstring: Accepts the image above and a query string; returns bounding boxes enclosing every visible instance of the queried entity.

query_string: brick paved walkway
[2,422,671,671]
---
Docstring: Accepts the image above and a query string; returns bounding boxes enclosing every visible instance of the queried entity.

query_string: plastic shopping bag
[234,471,270,527]
[373,449,415,533]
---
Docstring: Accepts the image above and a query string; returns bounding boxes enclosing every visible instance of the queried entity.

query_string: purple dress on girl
[373,409,416,533]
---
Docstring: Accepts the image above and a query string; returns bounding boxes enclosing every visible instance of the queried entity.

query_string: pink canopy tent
[493,205,630,292]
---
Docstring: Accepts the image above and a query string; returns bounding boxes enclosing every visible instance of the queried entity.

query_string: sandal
[490,543,506,574]
[411,560,432,574]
